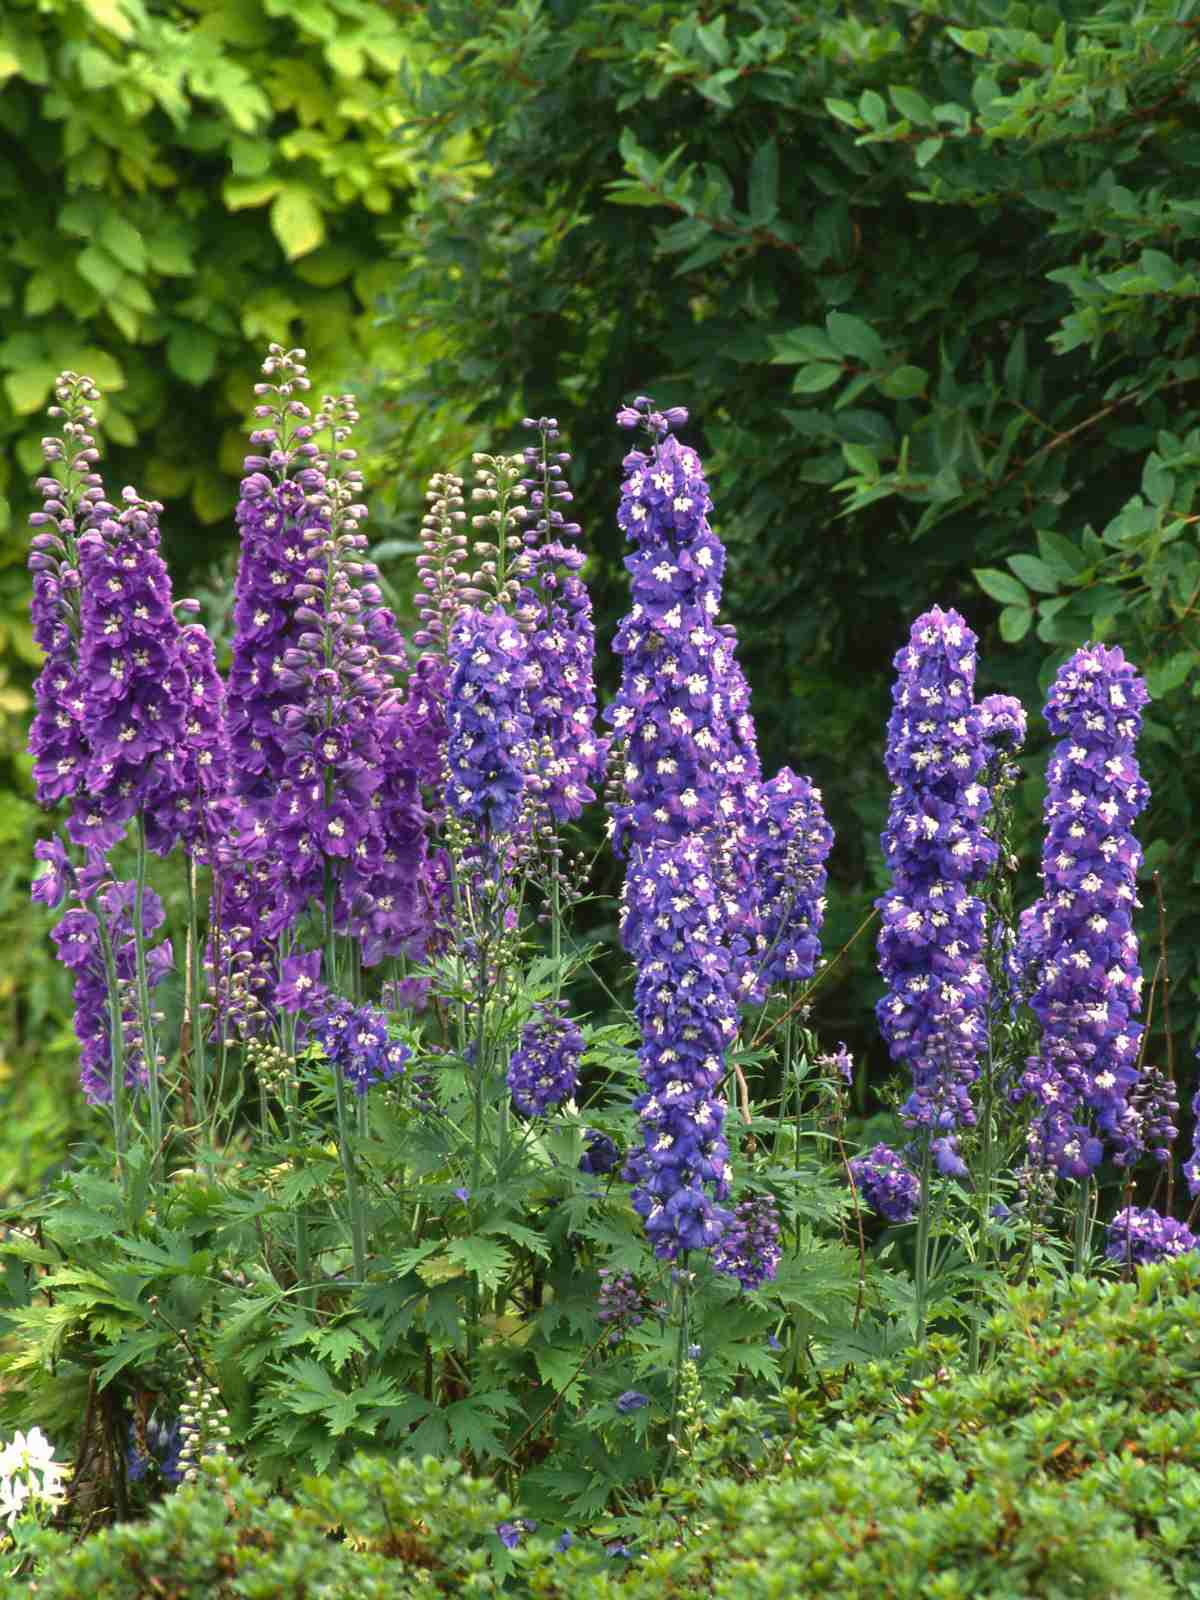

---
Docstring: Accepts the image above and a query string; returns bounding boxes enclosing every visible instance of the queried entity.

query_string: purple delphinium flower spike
[144,620,232,862]
[1105,1206,1197,1265]
[875,607,1000,1162]
[712,1194,783,1290]
[71,487,192,854]
[507,1001,584,1116]
[26,374,117,813]
[619,833,734,1261]
[848,1143,920,1224]
[445,606,533,836]
[46,861,171,1104]
[743,766,834,995]
[1018,643,1150,1179]
[516,418,607,823]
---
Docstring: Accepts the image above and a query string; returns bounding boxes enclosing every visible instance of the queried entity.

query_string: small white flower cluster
[176,1377,231,1483]
[0,1427,68,1530]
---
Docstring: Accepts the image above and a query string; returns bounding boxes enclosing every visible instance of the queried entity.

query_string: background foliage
[376,0,1200,1082]
[5,0,1200,1185]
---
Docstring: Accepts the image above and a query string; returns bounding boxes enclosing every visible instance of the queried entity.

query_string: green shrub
[16,1259,1200,1598]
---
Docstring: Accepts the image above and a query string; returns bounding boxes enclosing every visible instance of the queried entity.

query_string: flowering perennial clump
[1018,643,1151,1178]
[848,1143,921,1224]
[1104,1206,1197,1265]
[875,608,1003,1155]
[507,1002,583,1116]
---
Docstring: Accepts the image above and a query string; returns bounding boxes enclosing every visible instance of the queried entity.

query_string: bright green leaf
[791,363,842,394]
[915,136,944,168]
[890,86,934,127]
[99,213,146,274]
[167,326,217,386]
[270,186,325,260]
[999,604,1033,642]
[858,89,887,130]
[1007,554,1061,594]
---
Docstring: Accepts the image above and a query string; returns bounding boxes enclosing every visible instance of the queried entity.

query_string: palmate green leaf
[95,1327,167,1388]
[481,1217,551,1263]
[445,1236,512,1292]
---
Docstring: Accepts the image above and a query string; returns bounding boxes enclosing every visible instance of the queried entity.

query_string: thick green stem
[325,863,366,1283]
[1073,1176,1092,1273]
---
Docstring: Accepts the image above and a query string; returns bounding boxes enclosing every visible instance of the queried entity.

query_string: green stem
[326,863,366,1284]
[132,814,163,1181]
[93,907,129,1186]
[184,855,208,1137]
[913,1128,934,1357]
[1073,1176,1092,1274]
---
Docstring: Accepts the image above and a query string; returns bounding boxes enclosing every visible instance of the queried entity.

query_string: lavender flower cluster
[712,1194,782,1290]
[1018,644,1151,1178]
[307,999,410,1096]
[875,608,1008,1160]
[507,1002,583,1116]
[1104,1206,1197,1266]
[848,1143,920,1224]
[446,606,533,837]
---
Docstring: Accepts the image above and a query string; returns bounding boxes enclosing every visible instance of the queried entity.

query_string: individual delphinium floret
[1104,1205,1198,1266]
[619,832,735,1260]
[711,1193,783,1290]
[507,1000,584,1116]
[847,1143,921,1224]
[35,845,172,1104]
[515,416,607,824]
[580,1128,620,1175]
[1017,643,1151,1179]
[875,607,999,1168]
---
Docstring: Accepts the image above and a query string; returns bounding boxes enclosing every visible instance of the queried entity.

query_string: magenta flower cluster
[875,607,1005,1152]
[1104,1206,1197,1265]
[507,1002,584,1116]
[1018,644,1151,1178]
[848,1143,921,1224]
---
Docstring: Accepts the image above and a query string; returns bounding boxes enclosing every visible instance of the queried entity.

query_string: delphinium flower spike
[507,1000,583,1116]
[1018,643,1151,1179]
[875,607,999,1165]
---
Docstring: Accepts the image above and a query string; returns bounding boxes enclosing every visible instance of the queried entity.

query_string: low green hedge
[13,1257,1200,1598]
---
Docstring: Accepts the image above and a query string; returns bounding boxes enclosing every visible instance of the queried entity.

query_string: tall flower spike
[72,487,191,854]
[27,373,116,811]
[605,402,748,858]
[619,833,734,1261]
[516,417,607,822]
[1018,643,1150,1178]
[875,607,999,1149]
[445,605,533,837]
